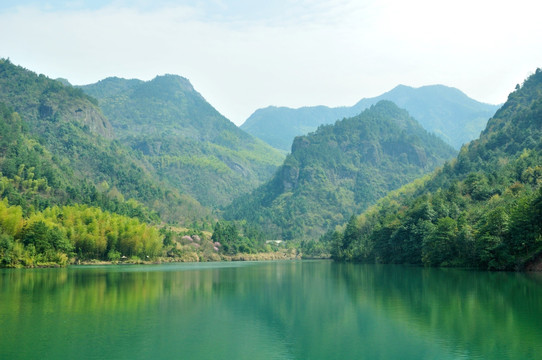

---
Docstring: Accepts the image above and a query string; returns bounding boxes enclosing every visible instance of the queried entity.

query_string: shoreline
[30,250,302,268]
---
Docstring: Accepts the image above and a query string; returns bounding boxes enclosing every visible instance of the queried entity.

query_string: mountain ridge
[226,100,457,240]
[331,69,542,270]
[79,74,285,207]
[0,58,209,224]
[241,84,500,151]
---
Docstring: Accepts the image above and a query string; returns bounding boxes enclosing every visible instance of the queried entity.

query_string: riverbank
[69,249,300,267]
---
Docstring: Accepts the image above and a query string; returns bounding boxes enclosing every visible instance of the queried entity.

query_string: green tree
[212,221,240,255]
[422,217,458,266]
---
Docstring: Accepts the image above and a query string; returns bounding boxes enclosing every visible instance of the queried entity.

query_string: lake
[1,261,542,359]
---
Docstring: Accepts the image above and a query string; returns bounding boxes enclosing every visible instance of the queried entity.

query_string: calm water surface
[1,261,542,359]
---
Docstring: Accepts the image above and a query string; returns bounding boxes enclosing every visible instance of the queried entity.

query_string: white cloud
[1,0,541,125]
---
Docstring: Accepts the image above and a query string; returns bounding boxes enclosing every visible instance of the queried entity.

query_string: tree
[422,217,458,266]
[212,221,240,255]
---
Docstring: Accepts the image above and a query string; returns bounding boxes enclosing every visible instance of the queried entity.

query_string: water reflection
[334,264,542,359]
[1,262,541,359]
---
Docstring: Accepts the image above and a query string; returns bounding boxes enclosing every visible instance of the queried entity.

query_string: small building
[265,240,284,245]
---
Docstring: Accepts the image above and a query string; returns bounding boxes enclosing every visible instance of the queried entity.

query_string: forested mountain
[80,75,284,207]
[0,59,208,224]
[0,59,278,267]
[225,101,456,240]
[331,70,542,270]
[241,85,499,151]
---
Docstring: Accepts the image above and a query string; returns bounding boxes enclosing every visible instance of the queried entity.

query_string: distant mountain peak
[151,74,194,89]
[55,78,72,86]
[79,73,284,207]
[242,84,500,151]
[389,84,412,91]
[331,68,542,270]
[127,74,203,104]
[227,100,456,240]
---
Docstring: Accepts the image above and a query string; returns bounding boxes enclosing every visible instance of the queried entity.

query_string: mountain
[0,62,112,139]
[241,85,500,151]
[0,58,209,224]
[331,69,542,271]
[225,101,457,240]
[80,75,284,207]
[0,59,285,266]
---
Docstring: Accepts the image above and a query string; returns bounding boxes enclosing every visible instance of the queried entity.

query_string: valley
[0,58,540,271]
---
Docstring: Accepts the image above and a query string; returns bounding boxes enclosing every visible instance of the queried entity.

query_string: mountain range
[225,101,457,240]
[241,85,500,151]
[331,69,542,270]
[1,56,540,270]
[0,59,283,226]
[79,75,284,208]
[0,58,208,224]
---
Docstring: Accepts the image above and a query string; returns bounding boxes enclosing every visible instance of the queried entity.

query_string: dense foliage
[241,84,499,151]
[0,59,210,224]
[211,220,268,255]
[0,198,162,267]
[331,70,542,270]
[226,101,456,240]
[0,102,157,220]
[0,59,282,266]
[2,56,540,271]
[80,75,284,207]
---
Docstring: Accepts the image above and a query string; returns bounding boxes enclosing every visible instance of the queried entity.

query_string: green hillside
[80,75,284,207]
[331,70,542,270]
[0,59,209,224]
[241,85,499,151]
[225,101,456,240]
[0,59,277,267]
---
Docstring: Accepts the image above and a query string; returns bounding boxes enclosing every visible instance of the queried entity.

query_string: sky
[1,0,541,125]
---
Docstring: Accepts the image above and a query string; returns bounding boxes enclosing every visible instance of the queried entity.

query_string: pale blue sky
[1,0,541,125]
[0,0,290,20]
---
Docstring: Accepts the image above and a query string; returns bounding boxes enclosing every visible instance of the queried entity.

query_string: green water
[1,261,541,359]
